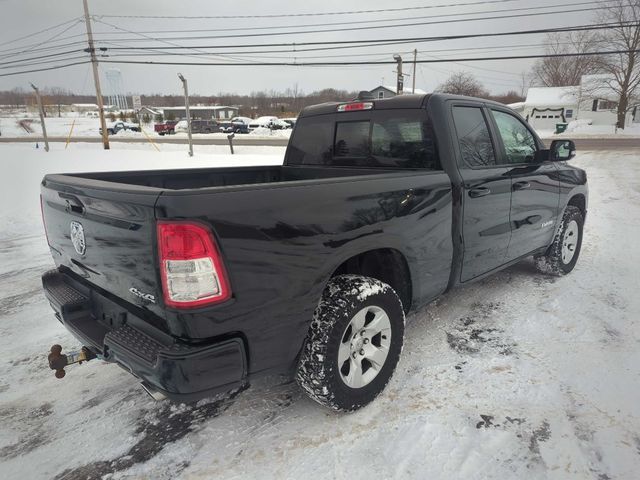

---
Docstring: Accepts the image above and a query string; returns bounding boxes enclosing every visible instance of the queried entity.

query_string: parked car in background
[154,121,178,136]
[192,119,219,134]
[219,117,251,134]
[281,118,297,128]
[248,116,289,131]
[99,121,141,135]
[174,120,188,133]
[174,119,219,134]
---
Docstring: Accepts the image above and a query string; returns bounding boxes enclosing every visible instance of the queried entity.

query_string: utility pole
[82,0,109,150]
[393,55,404,95]
[30,83,49,152]
[178,73,194,157]
[412,49,417,94]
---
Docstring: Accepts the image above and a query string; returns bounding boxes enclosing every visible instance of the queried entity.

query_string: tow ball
[47,344,97,379]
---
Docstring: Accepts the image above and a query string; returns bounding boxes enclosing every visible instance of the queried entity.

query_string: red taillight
[40,194,49,246]
[157,221,231,308]
[337,102,373,112]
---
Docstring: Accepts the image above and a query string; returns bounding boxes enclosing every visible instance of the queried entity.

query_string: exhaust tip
[140,381,167,401]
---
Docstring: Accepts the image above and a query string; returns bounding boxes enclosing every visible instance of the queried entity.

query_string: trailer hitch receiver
[47,344,97,378]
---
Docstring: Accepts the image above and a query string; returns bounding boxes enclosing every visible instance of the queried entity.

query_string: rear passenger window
[452,106,496,168]
[335,121,370,157]
[371,115,438,169]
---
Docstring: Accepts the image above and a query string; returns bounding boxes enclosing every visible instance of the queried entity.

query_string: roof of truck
[300,93,510,117]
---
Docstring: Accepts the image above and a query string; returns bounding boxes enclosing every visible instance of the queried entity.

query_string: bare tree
[593,0,640,129]
[532,31,602,87]
[519,71,533,98]
[436,71,489,97]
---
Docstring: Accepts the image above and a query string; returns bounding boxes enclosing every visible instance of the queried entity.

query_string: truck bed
[56,165,400,191]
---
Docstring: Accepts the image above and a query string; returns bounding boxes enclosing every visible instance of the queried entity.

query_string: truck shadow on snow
[53,385,251,480]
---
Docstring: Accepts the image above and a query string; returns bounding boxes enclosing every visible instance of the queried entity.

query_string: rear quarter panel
[156,171,453,374]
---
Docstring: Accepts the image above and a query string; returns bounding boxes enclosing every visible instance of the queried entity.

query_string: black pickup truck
[40,93,587,411]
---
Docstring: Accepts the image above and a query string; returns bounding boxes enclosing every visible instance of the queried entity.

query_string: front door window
[491,110,537,164]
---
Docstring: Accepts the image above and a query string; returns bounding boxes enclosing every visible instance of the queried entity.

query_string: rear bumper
[42,269,247,402]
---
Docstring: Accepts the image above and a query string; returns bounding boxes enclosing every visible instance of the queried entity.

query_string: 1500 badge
[129,287,156,303]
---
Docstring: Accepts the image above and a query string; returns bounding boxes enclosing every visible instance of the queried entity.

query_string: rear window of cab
[286,109,440,170]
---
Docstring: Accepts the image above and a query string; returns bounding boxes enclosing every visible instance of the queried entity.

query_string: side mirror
[549,140,576,161]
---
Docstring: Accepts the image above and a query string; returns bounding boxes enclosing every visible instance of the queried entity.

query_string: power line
[98,22,637,51]
[0,17,81,48]
[95,0,523,19]
[0,60,89,78]
[0,49,87,67]
[88,1,607,36]
[0,55,87,70]
[0,39,88,58]
[0,55,88,70]
[88,6,614,43]
[98,49,640,68]
[2,20,621,69]
[3,22,636,77]
[98,41,582,62]
[0,21,84,60]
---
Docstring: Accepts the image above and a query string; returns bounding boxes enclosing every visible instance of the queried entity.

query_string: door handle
[469,187,491,198]
[513,181,531,191]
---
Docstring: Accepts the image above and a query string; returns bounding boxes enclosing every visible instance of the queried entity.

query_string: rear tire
[296,275,405,411]
[535,205,584,275]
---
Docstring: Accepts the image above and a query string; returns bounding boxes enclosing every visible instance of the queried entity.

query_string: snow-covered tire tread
[535,205,584,276]
[296,275,405,412]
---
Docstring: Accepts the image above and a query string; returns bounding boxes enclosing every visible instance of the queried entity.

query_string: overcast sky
[0,0,596,96]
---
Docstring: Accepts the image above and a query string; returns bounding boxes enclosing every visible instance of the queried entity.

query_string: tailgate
[41,174,163,314]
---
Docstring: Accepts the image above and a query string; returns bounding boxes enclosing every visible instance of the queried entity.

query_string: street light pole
[393,54,404,95]
[30,83,49,152]
[412,49,417,94]
[178,73,193,157]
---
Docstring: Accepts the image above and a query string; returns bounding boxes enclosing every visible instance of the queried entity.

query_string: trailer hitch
[47,344,97,379]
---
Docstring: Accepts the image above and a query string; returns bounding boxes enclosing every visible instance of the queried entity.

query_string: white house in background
[368,85,428,99]
[522,75,639,130]
[522,86,579,131]
[578,74,639,126]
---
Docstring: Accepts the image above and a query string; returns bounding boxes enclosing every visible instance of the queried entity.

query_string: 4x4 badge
[129,287,156,304]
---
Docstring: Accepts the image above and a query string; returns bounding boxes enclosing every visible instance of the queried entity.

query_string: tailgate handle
[59,193,85,215]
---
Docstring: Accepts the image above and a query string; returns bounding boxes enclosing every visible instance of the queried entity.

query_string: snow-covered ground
[532,120,640,139]
[1,143,639,480]
[0,114,292,139]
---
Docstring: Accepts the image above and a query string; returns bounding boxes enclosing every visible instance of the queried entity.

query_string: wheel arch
[330,248,413,314]
[567,193,587,220]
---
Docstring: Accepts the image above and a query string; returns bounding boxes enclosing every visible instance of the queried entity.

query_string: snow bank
[249,127,292,138]
[535,121,640,138]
